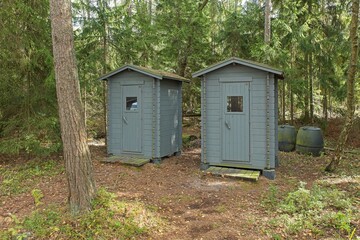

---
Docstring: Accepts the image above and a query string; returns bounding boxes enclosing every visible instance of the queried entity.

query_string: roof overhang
[98,65,190,82]
[192,57,284,79]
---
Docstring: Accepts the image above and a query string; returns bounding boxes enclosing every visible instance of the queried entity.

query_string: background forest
[0,0,358,155]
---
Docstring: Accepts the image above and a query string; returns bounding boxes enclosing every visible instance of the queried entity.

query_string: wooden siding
[159,80,182,157]
[107,71,154,157]
[203,64,277,170]
[106,71,182,159]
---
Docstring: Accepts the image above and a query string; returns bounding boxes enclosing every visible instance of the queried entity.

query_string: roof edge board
[164,76,191,83]
[98,65,162,81]
[192,58,283,78]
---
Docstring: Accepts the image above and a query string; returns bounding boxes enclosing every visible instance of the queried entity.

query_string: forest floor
[0,119,360,239]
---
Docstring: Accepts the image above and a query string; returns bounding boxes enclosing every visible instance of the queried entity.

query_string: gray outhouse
[99,65,189,162]
[192,57,283,179]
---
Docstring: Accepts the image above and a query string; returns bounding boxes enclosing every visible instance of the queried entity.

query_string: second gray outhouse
[192,57,283,179]
[99,65,189,162]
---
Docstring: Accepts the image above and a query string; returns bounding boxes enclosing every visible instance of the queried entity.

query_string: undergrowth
[262,182,359,239]
[0,159,63,196]
[0,188,163,239]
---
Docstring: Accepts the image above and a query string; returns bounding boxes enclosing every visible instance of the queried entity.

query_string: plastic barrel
[278,125,297,152]
[296,126,324,156]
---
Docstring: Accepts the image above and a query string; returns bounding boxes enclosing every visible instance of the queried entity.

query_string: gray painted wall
[106,70,182,159]
[201,64,277,170]
[159,80,182,156]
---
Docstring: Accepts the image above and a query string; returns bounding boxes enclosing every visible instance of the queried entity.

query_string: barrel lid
[278,125,295,129]
[300,126,321,131]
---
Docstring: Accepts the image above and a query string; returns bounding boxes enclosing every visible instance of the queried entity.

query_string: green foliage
[22,206,62,238]
[263,182,358,237]
[0,0,357,149]
[31,189,44,207]
[0,188,163,239]
[261,184,279,209]
[0,0,61,155]
[0,159,63,196]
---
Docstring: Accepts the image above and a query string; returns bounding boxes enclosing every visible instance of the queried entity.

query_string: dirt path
[95,148,270,239]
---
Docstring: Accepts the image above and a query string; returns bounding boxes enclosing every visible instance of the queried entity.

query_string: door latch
[123,116,128,124]
[225,121,231,129]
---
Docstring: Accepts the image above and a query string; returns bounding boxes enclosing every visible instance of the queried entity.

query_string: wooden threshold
[102,155,150,167]
[205,166,260,182]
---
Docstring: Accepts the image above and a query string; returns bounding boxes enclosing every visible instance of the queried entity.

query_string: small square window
[227,96,243,112]
[126,97,138,111]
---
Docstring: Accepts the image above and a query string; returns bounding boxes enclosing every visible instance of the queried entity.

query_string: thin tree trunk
[304,52,310,121]
[264,0,271,44]
[148,0,152,23]
[103,35,108,145]
[282,78,285,123]
[309,1,314,123]
[326,0,359,172]
[309,52,314,122]
[290,44,295,125]
[199,0,209,11]
[98,0,108,145]
[290,84,294,125]
[328,91,331,118]
[322,87,328,121]
[50,0,96,214]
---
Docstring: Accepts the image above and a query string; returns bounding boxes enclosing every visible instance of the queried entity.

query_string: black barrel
[278,125,297,152]
[296,126,324,156]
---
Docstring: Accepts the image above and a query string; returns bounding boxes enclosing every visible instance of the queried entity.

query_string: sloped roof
[99,64,190,82]
[192,57,283,78]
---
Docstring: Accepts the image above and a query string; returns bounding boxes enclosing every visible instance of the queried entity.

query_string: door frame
[121,84,143,154]
[220,81,251,164]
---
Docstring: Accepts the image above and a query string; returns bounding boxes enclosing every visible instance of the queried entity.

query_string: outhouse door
[222,82,250,162]
[122,85,142,153]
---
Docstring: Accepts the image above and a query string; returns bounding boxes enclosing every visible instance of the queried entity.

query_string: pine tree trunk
[304,52,310,122]
[309,2,314,123]
[326,0,359,172]
[50,0,96,214]
[290,45,295,125]
[282,78,286,123]
[322,87,328,121]
[309,52,314,122]
[264,0,271,44]
[290,85,294,125]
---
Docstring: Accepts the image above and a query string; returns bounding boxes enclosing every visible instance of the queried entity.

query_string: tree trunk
[326,0,359,172]
[50,0,96,214]
[264,0,271,44]
[98,0,109,146]
[290,84,294,125]
[322,86,328,121]
[308,2,314,123]
[304,52,310,122]
[290,44,295,125]
[309,52,314,122]
[282,78,286,123]
[103,34,108,146]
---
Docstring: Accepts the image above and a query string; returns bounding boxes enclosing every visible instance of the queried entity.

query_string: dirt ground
[1,143,359,239]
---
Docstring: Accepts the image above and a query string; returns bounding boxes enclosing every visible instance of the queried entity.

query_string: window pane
[126,97,138,110]
[227,96,243,112]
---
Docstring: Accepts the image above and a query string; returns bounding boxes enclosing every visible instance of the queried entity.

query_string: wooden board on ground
[205,166,260,181]
[102,155,150,167]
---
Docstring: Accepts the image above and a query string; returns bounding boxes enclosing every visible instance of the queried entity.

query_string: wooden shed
[99,65,189,163]
[192,57,283,179]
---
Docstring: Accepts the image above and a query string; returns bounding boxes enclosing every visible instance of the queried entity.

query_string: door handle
[123,116,128,124]
[225,121,231,129]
